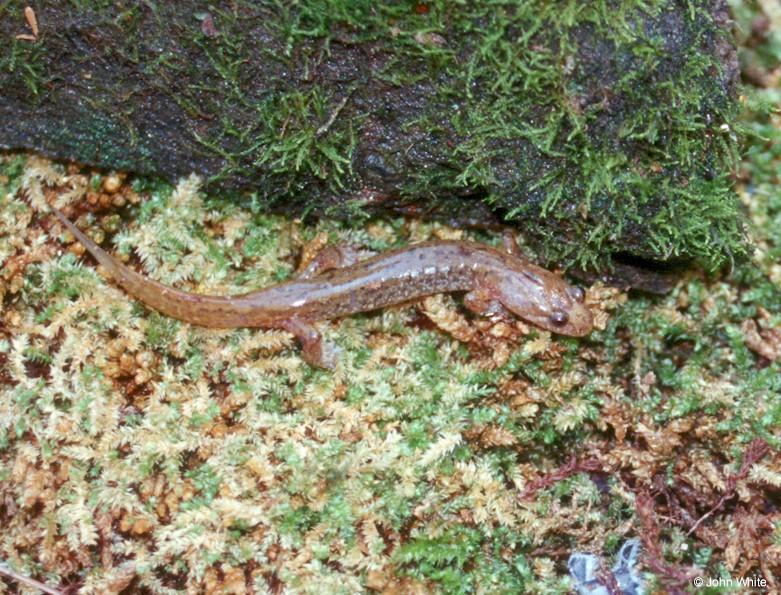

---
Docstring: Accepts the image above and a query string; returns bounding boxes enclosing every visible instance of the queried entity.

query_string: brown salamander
[51,207,592,368]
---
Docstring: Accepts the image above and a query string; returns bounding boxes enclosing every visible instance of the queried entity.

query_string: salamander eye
[570,286,585,303]
[550,310,569,326]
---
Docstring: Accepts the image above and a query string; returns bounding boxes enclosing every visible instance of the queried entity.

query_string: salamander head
[492,262,593,337]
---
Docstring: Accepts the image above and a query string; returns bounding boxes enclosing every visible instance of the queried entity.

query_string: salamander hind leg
[282,317,340,369]
[296,244,364,279]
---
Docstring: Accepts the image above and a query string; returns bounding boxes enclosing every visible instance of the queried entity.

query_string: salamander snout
[546,298,592,337]
[548,285,592,335]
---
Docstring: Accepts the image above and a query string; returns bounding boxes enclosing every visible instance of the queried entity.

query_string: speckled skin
[52,207,592,365]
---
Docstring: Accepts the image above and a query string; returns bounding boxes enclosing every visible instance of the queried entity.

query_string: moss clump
[0,0,743,271]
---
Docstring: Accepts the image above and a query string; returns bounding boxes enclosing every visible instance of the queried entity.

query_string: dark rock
[0,1,746,273]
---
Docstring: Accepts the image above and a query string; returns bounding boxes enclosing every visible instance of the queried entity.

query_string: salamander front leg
[282,317,340,369]
[296,244,363,279]
[502,229,524,259]
[463,288,511,319]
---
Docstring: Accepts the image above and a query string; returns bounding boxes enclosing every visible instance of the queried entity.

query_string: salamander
[51,206,592,368]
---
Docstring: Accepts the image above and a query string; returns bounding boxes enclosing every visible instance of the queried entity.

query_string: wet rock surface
[0,1,743,272]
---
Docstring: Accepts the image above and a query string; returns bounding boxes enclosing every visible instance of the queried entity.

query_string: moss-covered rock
[0,0,744,270]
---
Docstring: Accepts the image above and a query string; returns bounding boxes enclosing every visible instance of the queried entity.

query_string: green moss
[311,0,741,270]
[395,526,484,593]
[0,38,47,102]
